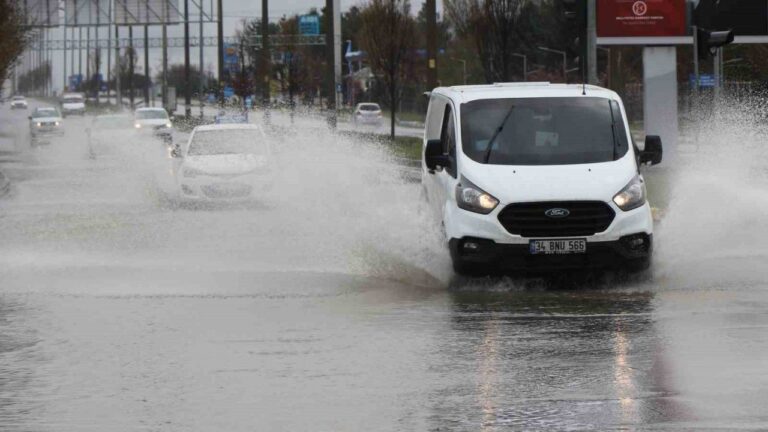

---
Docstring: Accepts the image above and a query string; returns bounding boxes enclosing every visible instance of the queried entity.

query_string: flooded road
[2,104,768,430]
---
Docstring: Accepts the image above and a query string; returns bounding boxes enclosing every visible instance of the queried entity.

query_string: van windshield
[460,97,628,165]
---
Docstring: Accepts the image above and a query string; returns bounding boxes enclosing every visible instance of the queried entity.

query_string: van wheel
[452,259,491,277]
[626,257,651,273]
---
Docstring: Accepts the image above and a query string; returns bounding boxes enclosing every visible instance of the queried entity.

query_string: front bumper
[449,233,652,272]
[31,128,65,140]
[62,108,85,115]
[177,175,273,202]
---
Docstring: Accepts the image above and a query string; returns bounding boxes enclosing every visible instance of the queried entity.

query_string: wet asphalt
[1,104,768,431]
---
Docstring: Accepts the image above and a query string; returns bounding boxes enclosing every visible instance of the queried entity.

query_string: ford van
[422,83,663,275]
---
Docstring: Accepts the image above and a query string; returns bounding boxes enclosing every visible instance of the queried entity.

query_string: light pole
[512,53,527,81]
[538,46,567,83]
[451,57,467,84]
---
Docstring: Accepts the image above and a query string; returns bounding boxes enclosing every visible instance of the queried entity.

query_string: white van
[421,83,663,275]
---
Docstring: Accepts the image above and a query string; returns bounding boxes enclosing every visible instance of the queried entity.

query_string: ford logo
[544,208,570,218]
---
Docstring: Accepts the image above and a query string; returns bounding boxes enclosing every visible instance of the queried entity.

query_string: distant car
[170,123,273,203]
[214,110,249,124]
[133,107,173,143]
[353,102,383,126]
[60,93,86,116]
[29,107,64,146]
[86,114,134,157]
[10,95,28,110]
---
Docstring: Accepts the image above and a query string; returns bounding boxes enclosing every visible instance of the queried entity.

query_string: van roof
[433,82,619,103]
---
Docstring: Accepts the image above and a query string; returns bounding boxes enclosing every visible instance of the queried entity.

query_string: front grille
[498,201,615,237]
[201,183,252,199]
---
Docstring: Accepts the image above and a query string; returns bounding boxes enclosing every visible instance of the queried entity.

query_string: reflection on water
[428,289,687,430]
[0,298,45,432]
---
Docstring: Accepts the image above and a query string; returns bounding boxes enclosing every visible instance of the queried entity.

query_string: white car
[170,124,273,203]
[134,107,173,142]
[29,107,64,146]
[353,102,383,126]
[422,83,663,275]
[10,95,28,110]
[60,93,86,116]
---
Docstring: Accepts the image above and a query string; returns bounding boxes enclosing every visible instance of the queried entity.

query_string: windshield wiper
[482,104,515,164]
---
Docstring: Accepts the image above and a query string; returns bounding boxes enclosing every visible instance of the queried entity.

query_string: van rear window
[460,97,629,165]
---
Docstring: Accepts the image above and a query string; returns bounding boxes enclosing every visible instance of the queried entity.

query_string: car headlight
[613,175,646,211]
[165,122,172,128]
[36,122,42,127]
[134,123,141,129]
[183,167,207,178]
[455,176,499,214]
[54,121,60,126]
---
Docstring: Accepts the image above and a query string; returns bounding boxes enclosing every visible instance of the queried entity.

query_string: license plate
[529,239,587,255]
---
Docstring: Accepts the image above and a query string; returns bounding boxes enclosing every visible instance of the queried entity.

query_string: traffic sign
[690,73,716,88]
[299,15,320,35]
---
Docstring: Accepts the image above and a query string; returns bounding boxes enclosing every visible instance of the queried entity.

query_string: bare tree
[444,0,526,83]
[358,0,417,140]
[0,0,31,97]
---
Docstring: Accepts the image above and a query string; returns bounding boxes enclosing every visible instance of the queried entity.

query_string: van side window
[440,105,457,177]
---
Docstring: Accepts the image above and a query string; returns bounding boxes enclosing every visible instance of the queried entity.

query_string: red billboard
[597,0,687,37]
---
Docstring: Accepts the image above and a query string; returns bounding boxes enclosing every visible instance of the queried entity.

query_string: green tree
[358,0,417,139]
[0,0,31,97]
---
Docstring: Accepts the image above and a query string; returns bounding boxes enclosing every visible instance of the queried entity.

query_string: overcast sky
[22,0,439,94]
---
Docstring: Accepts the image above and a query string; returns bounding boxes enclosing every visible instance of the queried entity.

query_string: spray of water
[0,110,453,296]
[654,95,768,290]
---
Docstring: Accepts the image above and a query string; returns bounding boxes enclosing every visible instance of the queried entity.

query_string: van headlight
[613,175,646,211]
[165,122,172,128]
[455,176,499,214]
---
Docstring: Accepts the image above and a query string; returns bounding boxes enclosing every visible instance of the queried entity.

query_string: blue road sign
[690,74,716,88]
[223,86,234,98]
[299,15,320,35]
[69,74,83,90]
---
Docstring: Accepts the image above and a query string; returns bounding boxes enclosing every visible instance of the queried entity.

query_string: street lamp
[538,46,567,83]
[451,57,467,84]
[512,53,527,81]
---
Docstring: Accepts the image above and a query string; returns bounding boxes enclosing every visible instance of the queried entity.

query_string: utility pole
[324,0,340,127]
[325,0,335,127]
[587,0,597,84]
[115,25,121,107]
[78,27,82,80]
[71,27,75,91]
[63,25,67,92]
[184,0,191,117]
[261,0,270,107]
[106,2,111,105]
[425,0,437,90]
[162,0,169,111]
[129,26,135,108]
[199,0,204,117]
[144,25,150,105]
[217,0,224,104]
[94,1,103,106]
[86,26,91,98]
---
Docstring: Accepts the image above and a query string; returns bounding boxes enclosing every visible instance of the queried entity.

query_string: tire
[452,258,492,277]
[626,257,651,273]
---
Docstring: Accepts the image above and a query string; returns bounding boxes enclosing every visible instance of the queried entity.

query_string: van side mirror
[424,139,451,172]
[640,135,663,166]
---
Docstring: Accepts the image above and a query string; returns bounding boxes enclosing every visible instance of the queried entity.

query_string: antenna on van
[581,60,587,95]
